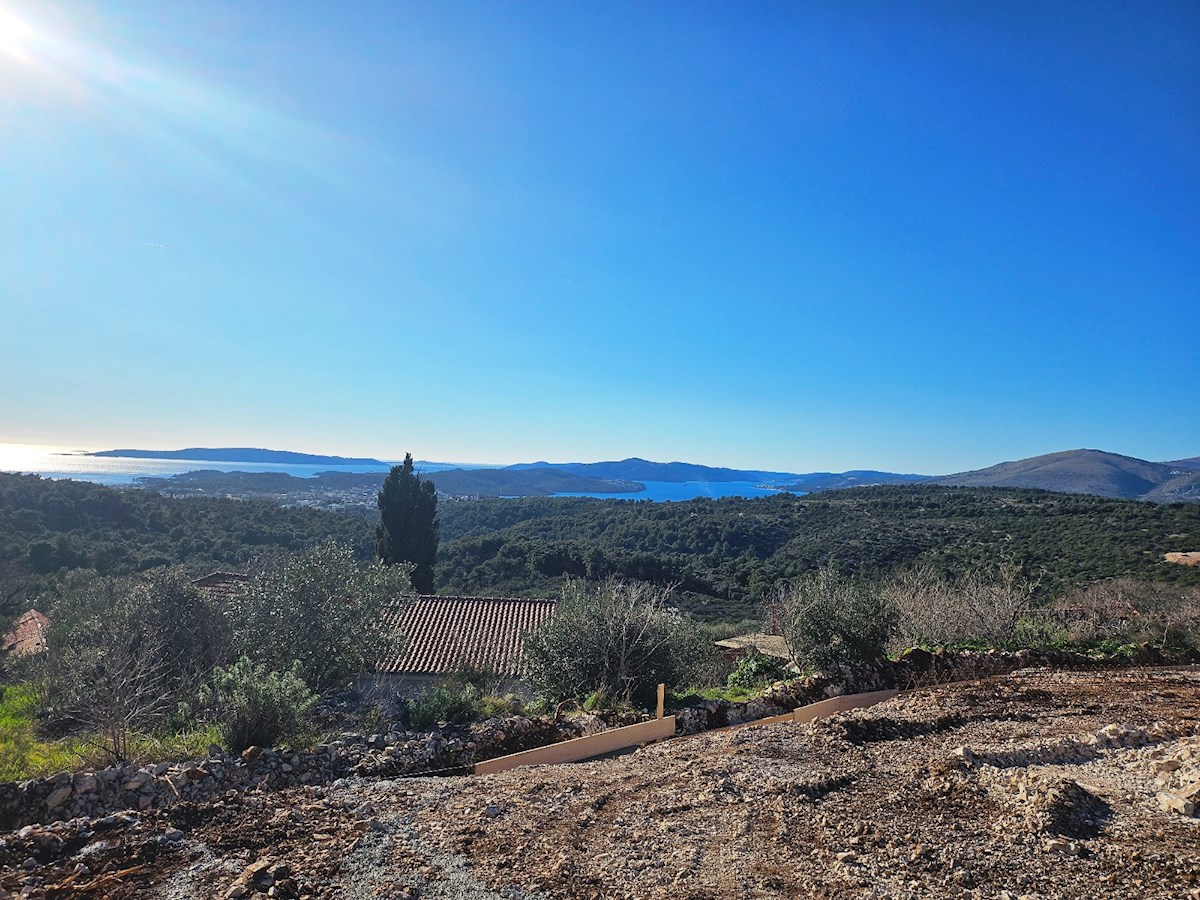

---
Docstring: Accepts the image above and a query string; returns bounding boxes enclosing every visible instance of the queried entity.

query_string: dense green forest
[2,473,1197,623]
[0,473,373,608]
[434,486,1200,620]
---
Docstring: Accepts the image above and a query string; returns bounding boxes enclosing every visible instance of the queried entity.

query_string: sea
[557,481,786,501]
[0,443,794,501]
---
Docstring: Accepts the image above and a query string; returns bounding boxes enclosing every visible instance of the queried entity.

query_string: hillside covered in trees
[0,473,373,598]
[435,486,1200,620]
[2,473,1197,623]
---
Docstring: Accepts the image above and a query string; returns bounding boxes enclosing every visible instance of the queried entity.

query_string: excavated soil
[3,668,1199,899]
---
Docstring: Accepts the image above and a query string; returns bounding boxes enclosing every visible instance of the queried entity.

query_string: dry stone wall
[673,646,1169,734]
[0,714,597,831]
[1,647,1187,830]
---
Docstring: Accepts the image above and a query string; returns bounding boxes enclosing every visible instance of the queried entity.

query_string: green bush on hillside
[776,564,895,669]
[200,656,316,753]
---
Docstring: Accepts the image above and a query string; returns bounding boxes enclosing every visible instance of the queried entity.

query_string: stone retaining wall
[673,646,1170,734]
[1,647,1183,830]
[0,714,601,831]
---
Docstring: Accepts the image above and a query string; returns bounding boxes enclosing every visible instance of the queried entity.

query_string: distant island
[508,457,807,484]
[87,447,390,467]
[134,467,644,500]
[771,470,933,492]
[83,446,1200,503]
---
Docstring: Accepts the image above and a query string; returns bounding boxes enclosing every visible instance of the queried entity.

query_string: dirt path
[3,668,1198,899]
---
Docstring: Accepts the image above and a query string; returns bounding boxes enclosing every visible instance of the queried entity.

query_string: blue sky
[1,0,1196,473]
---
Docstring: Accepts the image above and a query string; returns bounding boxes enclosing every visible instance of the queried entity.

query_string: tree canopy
[375,453,440,593]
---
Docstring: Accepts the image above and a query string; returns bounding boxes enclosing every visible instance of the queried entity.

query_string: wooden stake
[656,682,665,720]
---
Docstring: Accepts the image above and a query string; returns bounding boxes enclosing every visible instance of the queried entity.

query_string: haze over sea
[0,443,399,485]
[0,443,787,502]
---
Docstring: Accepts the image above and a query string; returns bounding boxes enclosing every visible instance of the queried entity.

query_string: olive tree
[523,579,698,707]
[775,565,895,670]
[221,543,411,692]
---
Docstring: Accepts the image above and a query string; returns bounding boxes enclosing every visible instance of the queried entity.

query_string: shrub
[200,656,317,753]
[1055,578,1200,654]
[775,565,895,669]
[884,562,1038,650]
[725,649,788,690]
[221,543,411,692]
[409,680,482,731]
[477,693,526,720]
[523,579,699,707]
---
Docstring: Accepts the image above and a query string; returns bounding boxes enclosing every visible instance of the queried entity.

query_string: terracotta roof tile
[379,595,557,677]
[2,609,50,657]
[192,571,251,601]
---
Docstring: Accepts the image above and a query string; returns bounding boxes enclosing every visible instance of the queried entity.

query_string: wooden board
[791,688,898,724]
[473,716,677,775]
[705,710,798,735]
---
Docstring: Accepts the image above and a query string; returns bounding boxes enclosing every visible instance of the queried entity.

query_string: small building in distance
[191,571,251,600]
[2,609,50,660]
[1165,552,1200,567]
[713,631,792,665]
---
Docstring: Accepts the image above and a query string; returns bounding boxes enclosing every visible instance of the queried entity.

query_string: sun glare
[0,8,35,60]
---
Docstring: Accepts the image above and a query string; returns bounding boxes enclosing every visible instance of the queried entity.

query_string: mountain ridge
[933,449,1200,503]
[89,447,389,466]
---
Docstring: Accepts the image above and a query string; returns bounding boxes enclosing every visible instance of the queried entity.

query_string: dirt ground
[3,667,1199,899]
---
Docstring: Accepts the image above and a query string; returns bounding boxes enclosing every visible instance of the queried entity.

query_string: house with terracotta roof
[191,572,556,695]
[2,609,50,660]
[371,594,557,696]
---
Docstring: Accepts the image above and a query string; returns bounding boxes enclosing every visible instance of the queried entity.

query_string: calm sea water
[0,443,405,485]
[0,443,796,501]
[555,480,790,501]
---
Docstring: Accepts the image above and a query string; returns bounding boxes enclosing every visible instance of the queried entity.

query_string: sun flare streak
[0,7,36,61]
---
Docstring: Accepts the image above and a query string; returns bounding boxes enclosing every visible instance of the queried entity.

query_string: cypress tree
[375,453,439,592]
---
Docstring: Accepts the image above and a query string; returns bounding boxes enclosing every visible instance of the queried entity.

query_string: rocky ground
[3,667,1198,899]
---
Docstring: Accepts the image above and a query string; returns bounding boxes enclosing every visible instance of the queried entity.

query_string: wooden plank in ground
[792,689,899,724]
[723,711,797,732]
[473,716,676,775]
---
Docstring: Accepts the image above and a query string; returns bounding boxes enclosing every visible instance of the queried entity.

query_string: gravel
[2,667,1198,899]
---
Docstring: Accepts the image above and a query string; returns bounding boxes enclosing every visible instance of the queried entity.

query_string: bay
[0,443,431,485]
[0,444,801,501]
[555,479,793,501]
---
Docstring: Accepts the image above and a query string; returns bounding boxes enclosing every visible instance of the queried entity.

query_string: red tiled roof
[2,609,50,657]
[192,571,251,600]
[379,595,557,677]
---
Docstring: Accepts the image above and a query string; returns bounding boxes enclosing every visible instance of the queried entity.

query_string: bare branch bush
[1056,578,1200,651]
[884,562,1039,650]
[524,578,698,706]
[37,568,229,764]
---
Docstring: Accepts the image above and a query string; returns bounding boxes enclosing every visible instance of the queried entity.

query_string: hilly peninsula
[508,457,807,483]
[933,449,1200,503]
[88,447,389,466]
[134,467,642,499]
